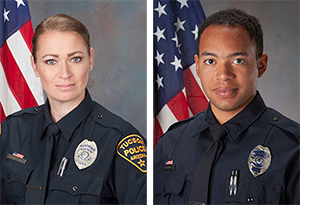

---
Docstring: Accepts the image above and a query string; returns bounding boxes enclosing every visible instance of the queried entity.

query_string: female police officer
[0,14,146,204]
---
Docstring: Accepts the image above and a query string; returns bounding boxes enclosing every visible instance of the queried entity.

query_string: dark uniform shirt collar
[40,90,94,142]
[205,91,267,142]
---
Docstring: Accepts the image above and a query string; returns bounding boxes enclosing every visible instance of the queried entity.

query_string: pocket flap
[155,172,186,196]
[49,172,104,196]
[4,161,34,184]
[225,179,282,204]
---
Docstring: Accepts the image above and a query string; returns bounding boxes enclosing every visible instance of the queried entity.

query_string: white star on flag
[154,26,166,42]
[15,0,25,8]
[156,74,164,89]
[177,0,189,9]
[170,56,182,71]
[191,25,199,40]
[3,8,10,22]
[155,50,165,66]
[171,32,179,47]
[174,17,186,32]
[154,2,167,18]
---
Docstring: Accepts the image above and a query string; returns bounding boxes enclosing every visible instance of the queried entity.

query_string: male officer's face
[195,25,267,121]
[31,31,94,106]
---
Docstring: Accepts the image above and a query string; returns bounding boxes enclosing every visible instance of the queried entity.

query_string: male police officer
[154,9,299,204]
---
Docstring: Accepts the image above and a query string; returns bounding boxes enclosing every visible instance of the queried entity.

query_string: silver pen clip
[57,157,68,177]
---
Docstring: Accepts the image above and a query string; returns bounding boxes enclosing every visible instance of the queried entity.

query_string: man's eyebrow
[200,51,218,57]
[227,52,249,58]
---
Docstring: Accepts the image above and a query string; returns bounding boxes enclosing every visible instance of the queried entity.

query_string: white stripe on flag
[189,63,209,101]
[0,62,21,116]
[182,87,193,116]
[156,104,178,133]
[7,30,44,105]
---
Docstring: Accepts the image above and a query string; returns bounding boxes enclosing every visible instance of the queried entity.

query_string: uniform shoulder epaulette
[91,102,141,136]
[7,105,44,118]
[267,108,300,141]
[167,112,203,132]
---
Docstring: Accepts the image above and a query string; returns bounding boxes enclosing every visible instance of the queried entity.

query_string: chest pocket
[225,179,282,204]
[154,172,189,205]
[2,160,34,204]
[47,172,104,204]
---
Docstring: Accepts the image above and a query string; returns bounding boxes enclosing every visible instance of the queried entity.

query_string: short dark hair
[198,8,263,59]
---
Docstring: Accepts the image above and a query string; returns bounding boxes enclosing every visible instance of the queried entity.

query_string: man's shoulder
[264,107,300,141]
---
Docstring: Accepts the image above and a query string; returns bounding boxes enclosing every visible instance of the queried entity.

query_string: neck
[48,94,85,123]
[211,94,256,125]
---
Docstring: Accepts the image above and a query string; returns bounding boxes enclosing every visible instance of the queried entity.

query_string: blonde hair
[32,14,90,62]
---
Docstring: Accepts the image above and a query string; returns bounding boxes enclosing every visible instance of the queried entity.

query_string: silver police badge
[74,139,98,170]
[248,145,271,177]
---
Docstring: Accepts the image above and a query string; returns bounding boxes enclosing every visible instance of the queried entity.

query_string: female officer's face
[31,31,94,107]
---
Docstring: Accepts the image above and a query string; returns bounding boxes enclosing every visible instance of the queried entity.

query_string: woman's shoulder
[2,105,45,126]
[90,101,142,137]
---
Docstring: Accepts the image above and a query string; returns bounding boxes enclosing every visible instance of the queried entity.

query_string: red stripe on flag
[167,91,190,121]
[0,43,38,109]
[0,102,6,124]
[183,68,208,114]
[19,20,34,52]
[154,118,163,149]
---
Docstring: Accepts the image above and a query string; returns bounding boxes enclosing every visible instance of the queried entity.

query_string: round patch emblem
[74,139,98,170]
[248,145,272,177]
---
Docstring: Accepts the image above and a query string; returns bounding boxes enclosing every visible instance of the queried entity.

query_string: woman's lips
[213,86,238,97]
[55,84,76,90]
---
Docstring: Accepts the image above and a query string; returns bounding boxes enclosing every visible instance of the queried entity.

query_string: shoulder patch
[117,134,147,173]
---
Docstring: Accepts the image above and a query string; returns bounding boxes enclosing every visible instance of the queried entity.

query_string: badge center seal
[74,139,98,170]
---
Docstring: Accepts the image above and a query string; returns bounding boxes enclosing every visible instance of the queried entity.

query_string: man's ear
[257,53,268,78]
[195,54,200,77]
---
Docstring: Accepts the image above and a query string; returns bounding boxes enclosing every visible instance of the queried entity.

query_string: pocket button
[247,197,254,203]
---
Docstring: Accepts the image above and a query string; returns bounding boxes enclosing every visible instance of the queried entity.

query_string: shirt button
[34,107,39,112]
[247,197,254,202]
[97,114,103,119]
[272,116,279,121]
[6,174,10,179]
[72,185,78,192]
[162,187,166,193]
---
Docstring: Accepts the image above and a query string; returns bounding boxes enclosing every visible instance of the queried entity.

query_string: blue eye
[46,59,56,65]
[233,59,246,64]
[204,59,215,65]
[72,57,82,63]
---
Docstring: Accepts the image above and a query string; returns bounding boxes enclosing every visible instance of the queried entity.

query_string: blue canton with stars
[1,0,31,48]
[154,0,205,115]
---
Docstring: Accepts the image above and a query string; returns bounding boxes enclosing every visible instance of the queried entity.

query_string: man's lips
[55,84,76,90]
[213,86,238,97]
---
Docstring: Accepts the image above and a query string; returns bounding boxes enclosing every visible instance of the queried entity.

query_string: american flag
[0,0,43,123]
[13,152,24,159]
[154,0,208,148]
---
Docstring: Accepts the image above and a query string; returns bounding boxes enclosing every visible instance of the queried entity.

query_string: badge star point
[154,2,167,18]
[174,17,186,33]
[15,0,25,8]
[191,25,199,40]
[177,0,189,9]
[170,56,182,72]
[3,8,10,23]
[156,74,164,89]
[155,50,165,66]
[154,26,166,42]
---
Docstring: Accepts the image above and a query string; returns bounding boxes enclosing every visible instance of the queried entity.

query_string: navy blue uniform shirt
[0,91,146,204]
[154,92,299,204]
